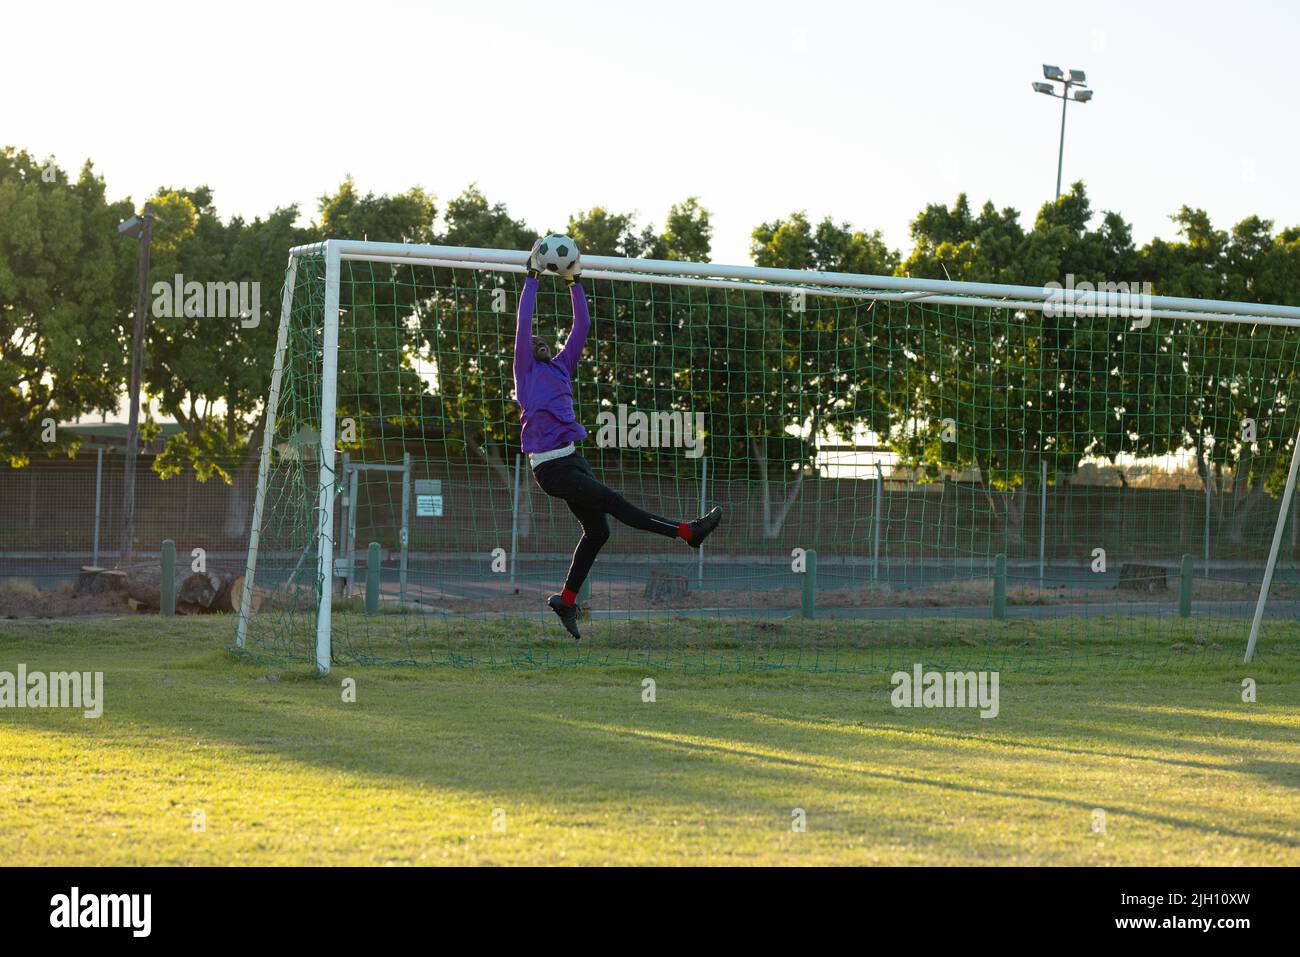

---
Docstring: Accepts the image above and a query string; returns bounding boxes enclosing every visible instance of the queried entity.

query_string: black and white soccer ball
[532,234,582,277]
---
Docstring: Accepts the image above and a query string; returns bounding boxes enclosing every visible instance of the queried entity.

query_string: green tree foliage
[567,206,646,258]
[313,177,441,459]
[441,185,534,250]
[7,141,1300,552]
[1136,207,1300,540]
[143,187,314,477]
[647,197,713,262]
[0,148,133,465]
[752,211,897,275]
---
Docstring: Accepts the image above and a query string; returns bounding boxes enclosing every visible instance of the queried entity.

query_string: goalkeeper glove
[525,238,544,280]
[564,251,583,287]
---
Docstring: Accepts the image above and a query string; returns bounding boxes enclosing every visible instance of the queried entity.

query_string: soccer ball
[532,234,581,277]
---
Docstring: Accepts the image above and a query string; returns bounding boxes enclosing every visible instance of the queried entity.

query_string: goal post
[234,252,296,651]
[236,239,1300,674]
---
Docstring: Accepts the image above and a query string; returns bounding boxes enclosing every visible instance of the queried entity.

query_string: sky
[8,0,1300,265]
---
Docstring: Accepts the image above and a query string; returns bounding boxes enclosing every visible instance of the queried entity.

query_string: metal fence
[3,452,1295,594]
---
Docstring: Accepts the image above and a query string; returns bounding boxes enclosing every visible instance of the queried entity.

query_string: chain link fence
[3,451,1297,603]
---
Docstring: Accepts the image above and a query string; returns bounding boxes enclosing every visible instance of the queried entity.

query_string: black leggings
[533,452,679,593]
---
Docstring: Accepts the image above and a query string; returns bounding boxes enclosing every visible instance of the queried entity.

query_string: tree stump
[1118,563,1168,593]
[212,574,264,614]
[178,571,223,610]
[645,569,688,602]
[75,566,126,595]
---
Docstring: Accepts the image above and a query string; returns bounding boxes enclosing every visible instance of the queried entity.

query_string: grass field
[1,614,1298,865]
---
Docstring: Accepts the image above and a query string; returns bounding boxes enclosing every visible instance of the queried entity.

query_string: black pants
[533,451,679,594]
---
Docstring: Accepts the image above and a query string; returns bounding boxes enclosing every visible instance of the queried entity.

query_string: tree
[648,197,712,262]
[566,206,647,258]
[137,186,315,535]
[441,184,534,251]
[0,148,133,465]
[730,213,900,534]
[1138,207,1300,545]
[752,211,896,277]
[896,185,1145,544]
[420,186,537,524]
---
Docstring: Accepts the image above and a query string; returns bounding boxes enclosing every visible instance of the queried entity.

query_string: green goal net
[234,241,1300,674]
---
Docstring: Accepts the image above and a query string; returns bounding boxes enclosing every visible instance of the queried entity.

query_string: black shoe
[686,505,722,549]
[548,594,582,640]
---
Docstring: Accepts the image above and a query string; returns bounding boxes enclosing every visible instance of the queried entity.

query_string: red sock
[677,522,693,542]
[561,587,577,606]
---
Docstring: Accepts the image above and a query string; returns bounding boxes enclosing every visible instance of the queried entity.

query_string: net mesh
[236,249,1300,672]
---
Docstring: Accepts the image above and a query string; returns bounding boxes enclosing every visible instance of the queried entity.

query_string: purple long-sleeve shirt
[514,275,591,453]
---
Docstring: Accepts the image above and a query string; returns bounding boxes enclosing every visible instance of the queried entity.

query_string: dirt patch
[9,569,1273,619]
[383,574,1281,614]
[0,579,132,618]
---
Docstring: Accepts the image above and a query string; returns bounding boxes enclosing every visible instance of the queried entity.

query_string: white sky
[9,0,1299,265]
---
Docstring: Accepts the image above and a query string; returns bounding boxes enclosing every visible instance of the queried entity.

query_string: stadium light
[1031,65,1094,199]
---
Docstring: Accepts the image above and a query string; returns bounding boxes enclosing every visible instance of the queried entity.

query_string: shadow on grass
[6,617,1300,857]
[11,664,1300,854]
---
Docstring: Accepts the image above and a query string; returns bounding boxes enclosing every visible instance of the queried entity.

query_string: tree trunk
[1003,486,1026,547]
[178,571,223,610]
[125,564,163,609]
[750,437,804,539]
[125,565,223,612]
[1226,478,1268,544]
[213,573,264,613]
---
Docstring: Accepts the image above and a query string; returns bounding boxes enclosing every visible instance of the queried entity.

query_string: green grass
[259,607,1289,674]
[0,614,1298,865]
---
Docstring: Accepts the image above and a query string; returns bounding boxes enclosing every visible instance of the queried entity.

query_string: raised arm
[555,278,590,376]
[513,273,539,384]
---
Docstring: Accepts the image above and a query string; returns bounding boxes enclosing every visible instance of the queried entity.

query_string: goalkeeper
[514,239,722,640]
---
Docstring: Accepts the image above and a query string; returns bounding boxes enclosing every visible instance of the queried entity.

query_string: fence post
[698,455,707,587]
[92,447,104,568]
[1204,479,1211,574]
[509,453,521,587]
[1179,553,1193,618]
[992,553,1006,620]
[160,539,176,616]
[801,548,818,619]
[1039,461,1047,589]
[366,541,380,616]
[872,463,883,582]
[399,452,411,603]
[345,462,359,596]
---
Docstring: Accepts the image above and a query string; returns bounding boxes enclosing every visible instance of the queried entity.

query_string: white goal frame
[235,239,1300,673]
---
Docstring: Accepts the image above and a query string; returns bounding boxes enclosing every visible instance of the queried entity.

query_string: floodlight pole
[1055,91,1069,200]
[1033,68,1090,200]
[120,202,155,566]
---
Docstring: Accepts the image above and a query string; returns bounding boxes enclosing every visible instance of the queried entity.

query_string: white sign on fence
[414,480,443,518]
